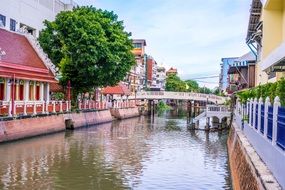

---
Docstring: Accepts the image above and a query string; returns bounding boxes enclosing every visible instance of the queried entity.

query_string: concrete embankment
[0,108,130,143]
[227,123,281,190]
[110,107,140,119]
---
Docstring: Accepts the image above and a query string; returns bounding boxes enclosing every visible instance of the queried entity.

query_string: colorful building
[247,0,285,85]
[124,39,147,94]
[227,52,256,94]
[219,57,239,92]
[146,56,158,88]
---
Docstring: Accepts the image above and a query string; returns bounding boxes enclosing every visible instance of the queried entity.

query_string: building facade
[227,52,256,94]
[219,57,239,92]
[247,0,285,85]
[146,56,158,89]
[0,0,77,37]
[124,39,147,94]
[0,27,62,116]
[156,66,166,90]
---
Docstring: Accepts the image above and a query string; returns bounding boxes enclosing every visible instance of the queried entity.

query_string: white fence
[235,96,285,188]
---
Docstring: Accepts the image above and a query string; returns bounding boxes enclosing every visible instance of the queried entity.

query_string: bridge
[193,105,232,129]
[127,91,227,104]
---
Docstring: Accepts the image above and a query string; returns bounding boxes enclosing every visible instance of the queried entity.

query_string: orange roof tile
[102,83,131,95]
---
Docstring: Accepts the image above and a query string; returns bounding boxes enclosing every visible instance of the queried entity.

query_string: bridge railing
[206,105,230,113]
[129,91,227,103]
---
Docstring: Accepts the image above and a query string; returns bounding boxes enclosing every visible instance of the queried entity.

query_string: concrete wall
[110,107,140,119]
[228,124,282,190]
[240,122,285,189]
[0,109,114,143]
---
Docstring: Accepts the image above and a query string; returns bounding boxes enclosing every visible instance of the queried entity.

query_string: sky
[77,0,251,88]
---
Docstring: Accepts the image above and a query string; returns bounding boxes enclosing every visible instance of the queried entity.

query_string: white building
[0,0,77,37]
[156,66,166,90]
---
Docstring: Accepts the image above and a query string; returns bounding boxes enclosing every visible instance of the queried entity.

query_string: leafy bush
[237,78,285,106]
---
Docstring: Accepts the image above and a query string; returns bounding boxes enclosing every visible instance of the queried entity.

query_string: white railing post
[42,101,45,114]
[59,101,63,112]
[8,101,12,117]
[253,98,257,128]
[272,96,280,146]
[66,101,69,112]
[249,99,253,126]
[33,101,37,115]
[52,101,56,113]
[246,101,248,116]
[264,97,270,138]
[24,101,27,116]
[46,101,49,114]
[258,97,263,132]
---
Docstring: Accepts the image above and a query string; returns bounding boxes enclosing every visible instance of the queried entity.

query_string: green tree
[39,6,135,98]
[185,80,199,92]
[276,77,285,106]
[165,74,187,92]
[199,86,212,94]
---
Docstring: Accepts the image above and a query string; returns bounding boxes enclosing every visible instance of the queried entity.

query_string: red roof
[102,83,131,95]
[50,83,64,92]
[0,28,57,83]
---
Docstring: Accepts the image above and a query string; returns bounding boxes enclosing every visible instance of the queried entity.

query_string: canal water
[0,109,232,190]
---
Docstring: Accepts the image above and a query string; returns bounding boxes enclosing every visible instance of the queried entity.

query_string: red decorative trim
[0,61,48,74]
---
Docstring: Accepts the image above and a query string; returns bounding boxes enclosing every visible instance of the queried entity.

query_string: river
[0,108,232,190]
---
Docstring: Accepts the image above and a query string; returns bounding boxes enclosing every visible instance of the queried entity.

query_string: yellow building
[247,0,285,85]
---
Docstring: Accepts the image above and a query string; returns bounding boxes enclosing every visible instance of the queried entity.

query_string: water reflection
[0,109,232,190]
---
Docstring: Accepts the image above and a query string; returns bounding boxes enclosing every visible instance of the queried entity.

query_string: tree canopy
[165,74,187,92]
[185,80,199,92]
[39,6,135,94]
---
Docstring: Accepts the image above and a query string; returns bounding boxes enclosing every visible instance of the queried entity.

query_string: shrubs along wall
[237,78,285,106]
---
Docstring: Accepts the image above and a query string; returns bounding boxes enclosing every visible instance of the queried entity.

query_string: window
[0,14,6,26]
[133,43,142,49]
[10,19,16,31]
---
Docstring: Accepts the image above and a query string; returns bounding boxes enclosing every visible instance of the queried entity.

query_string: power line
[195,80,218,84]
[188,75,219,80]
